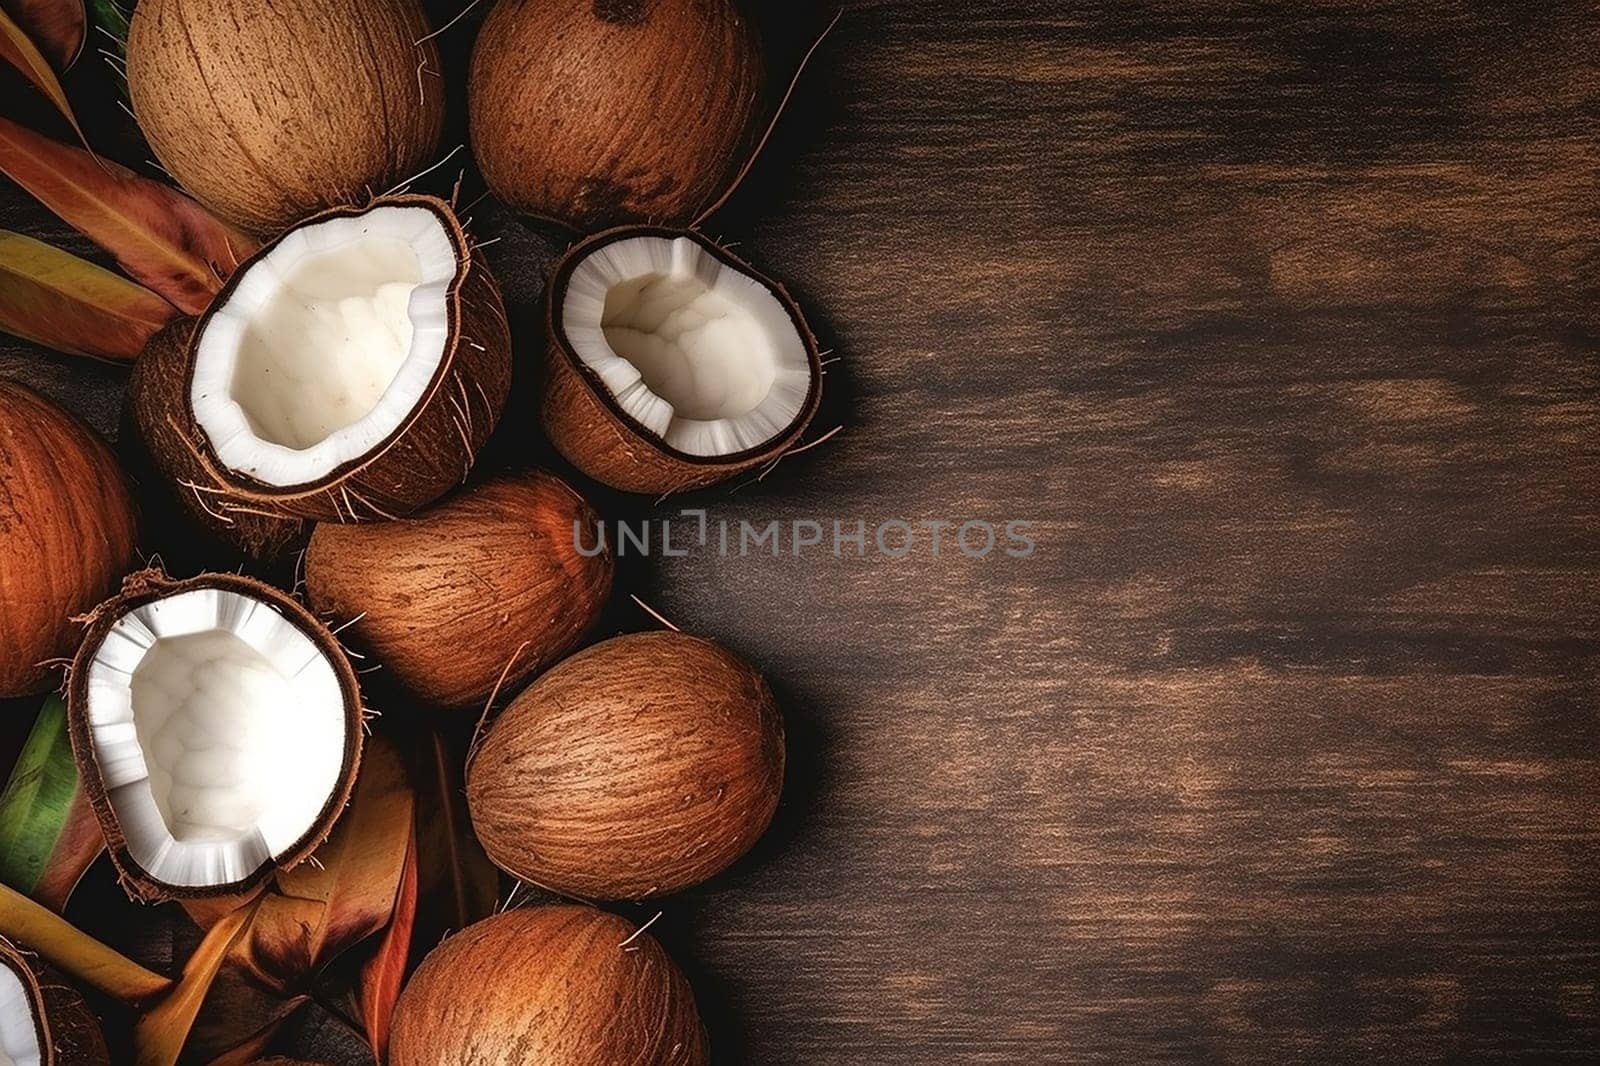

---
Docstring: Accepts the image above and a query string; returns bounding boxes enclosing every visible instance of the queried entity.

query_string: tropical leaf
[0,880,170,1002]
[0,0,84,69]
[132,894,263,1066]
[0,230,172,360]
[0,5,82,141]
[356,825,418,1061]
[0,696,103,912]
[0,116,254,314]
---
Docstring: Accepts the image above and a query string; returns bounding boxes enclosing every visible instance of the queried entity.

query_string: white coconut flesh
[0,965,39,1066]
[191,205,460,487]
[82,588,348,888]
[562,235,813,457]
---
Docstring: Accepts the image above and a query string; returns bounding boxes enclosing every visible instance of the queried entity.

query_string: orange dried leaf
[0,880,170,1002]
[1,0,85,69]
[0,116,254,314]
[0,230,172,361]
[132,893,262,1066]
[0,6,82,141]
[357,824,418,1061]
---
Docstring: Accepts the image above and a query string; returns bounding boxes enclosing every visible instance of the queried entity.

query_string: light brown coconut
[542,227,823,494]
[66,569,365,902]
[129,195,512,525]
[467,632,784,899]
[469,0,765,230]
[390,905,707,1066]
[304,470,613,710]
[0,937,110,1065]
[126,0,445,234]
[0,380,138,697]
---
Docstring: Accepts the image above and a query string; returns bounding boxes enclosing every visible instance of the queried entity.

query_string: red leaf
[0,229,173,361]
[0,6,82,142]
[0,115,254,314]
[357,824,418,1062]
[0,0,84,69]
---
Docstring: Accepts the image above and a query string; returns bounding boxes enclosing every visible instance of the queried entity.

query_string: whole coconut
[304,470,614,709]
[0,380,138,697]
[390,906,707,1066]
[469,0,765,229]
[467,632,784,899]
[127,0,446,234]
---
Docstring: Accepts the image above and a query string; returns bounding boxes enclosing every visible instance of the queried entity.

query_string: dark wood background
[4,0,1600,1061]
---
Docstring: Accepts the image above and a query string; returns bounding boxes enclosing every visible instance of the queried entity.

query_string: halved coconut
[67,570,363,901]
[543,227,822,493]
[132,194,511,524]
[0,939,109,1066]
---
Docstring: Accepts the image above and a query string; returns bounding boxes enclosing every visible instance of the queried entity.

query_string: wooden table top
[3,1,1598,1061]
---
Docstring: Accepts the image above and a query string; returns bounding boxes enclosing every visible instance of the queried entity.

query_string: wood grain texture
[3,0,1598,1061]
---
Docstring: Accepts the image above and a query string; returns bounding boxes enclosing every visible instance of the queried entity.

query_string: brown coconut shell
[390,905,707,1066]
[127,0,445,234]
[467,632,784,899]
[542,227,823,494]
[304,470,613,710]
[66,569,365,902]
[469,0,764,230]
[135,195,512,524]
[0,380,138,698]
[0,937,110,1065]
[126,320,308,563]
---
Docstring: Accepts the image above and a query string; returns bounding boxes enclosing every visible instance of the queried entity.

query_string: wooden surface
[4,0,1600,1061]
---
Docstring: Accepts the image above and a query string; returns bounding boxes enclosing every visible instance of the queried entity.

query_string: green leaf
[84,0,122,59]
[0,696,103,911]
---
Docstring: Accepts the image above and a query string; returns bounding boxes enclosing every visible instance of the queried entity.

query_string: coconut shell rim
[177,193,493,511]
[546,225,823,470]
[0,940,53,1066]
[65,568,366,902]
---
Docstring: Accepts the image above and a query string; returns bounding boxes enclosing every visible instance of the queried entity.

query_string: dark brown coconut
[468,0,764,230]
[132,195,511,524]
[304,470,613,710]
[543,227,823,494]
[127,0,445,234]
[125,320,308,564]
[0,380,138,698]
[0,938,110,1066]
[66,569,365,902]
[467,632,783,899]
[390,906,707,1066]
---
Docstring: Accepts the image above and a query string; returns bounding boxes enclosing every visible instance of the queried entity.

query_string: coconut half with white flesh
[0,939,109,1066]
[132,194,511,525]
[67,570,363,901]
[543,227,822,494]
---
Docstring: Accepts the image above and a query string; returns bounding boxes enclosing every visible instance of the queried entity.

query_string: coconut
[0,938,110,1066]
[542,228,822,494]
[126,0,445,234]
[128,195,511,525]
[0,381,138,698]
[467,632,783,899]
[66,569,364,901]
[468,0,764,230]
[390,905,706,1065]
[304,470,613,710]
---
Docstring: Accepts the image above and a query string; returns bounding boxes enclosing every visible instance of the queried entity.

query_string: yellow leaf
[0,229,173,361]
[133,893,263,1066]
[0,880,169,1003]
